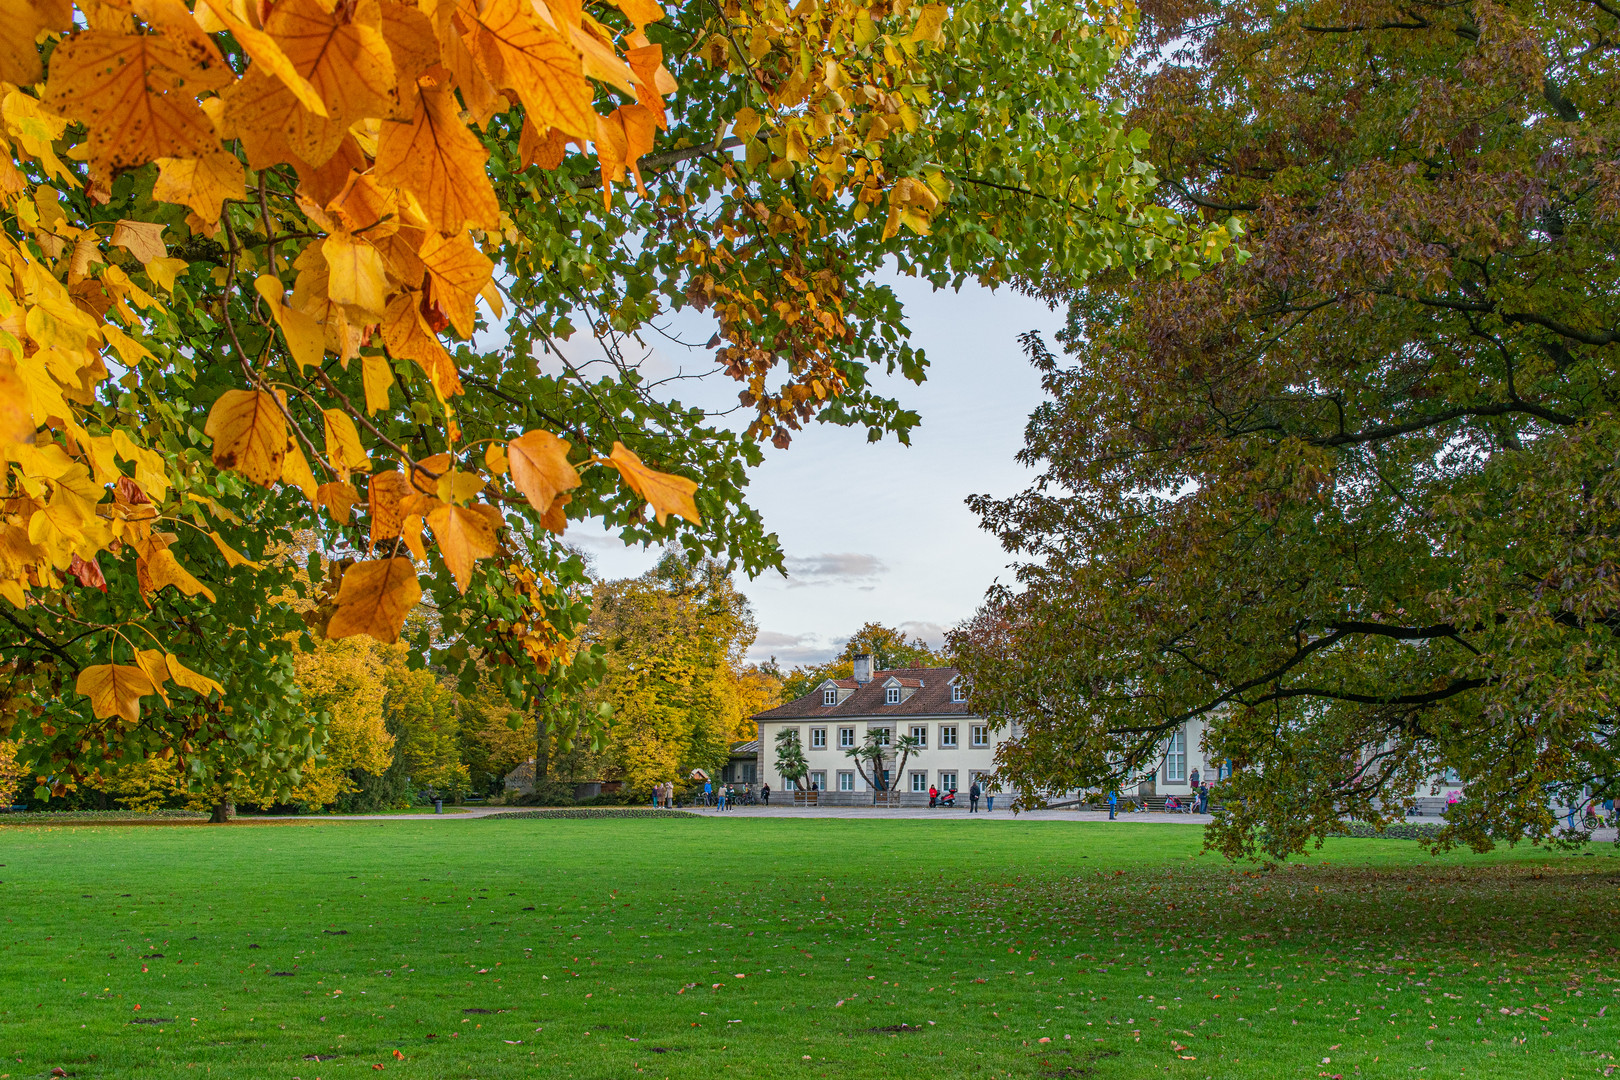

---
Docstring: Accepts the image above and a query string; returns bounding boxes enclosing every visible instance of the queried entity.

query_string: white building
[752,655,1002,803]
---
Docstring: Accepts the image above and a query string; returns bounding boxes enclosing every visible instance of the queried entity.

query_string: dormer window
[951,683,967,703]
[885,687,900,705]
[823,688,837,706]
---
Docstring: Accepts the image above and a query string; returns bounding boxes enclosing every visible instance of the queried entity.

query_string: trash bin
[434,798,443,814]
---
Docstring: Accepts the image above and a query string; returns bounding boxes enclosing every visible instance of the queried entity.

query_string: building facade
[752,655,1006,801]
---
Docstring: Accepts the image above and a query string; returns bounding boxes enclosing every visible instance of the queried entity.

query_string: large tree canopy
[955,0,1620,858]
[0,0,1233,803]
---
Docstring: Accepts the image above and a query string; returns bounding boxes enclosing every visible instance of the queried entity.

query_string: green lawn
[1,819,1616,1079]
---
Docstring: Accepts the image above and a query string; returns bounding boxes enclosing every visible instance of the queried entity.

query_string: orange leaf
[1,0,74,86]
[326,557,422,644]
[151,151,247,228]
[381,292,463,401]
[264,0,397,125]
[76,664,156,725]
[196,0,329,117]
[609,0,664,29]
[427,501,498,593]
[317,480,361,524]
[45,29,231,174]
[518,117,570,170]
[204,389,286,487]
[375,85,499,234]
[463,0,595,140]
[368,470,411,550]
[606,441,699,526]
[507,429,579,513]
[419,232,494,339]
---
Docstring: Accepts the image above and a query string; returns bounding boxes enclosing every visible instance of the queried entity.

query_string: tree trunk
[209,800,233,823]
[534,718,550,793]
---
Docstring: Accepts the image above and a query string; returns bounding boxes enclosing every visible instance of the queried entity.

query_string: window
[885,686,900,704]
[822,688,837,706]
[881,769,891,789]
[838,727,855,749]
[809,771,826,791]
[1443,767,1462,784]
[810,727,827,749]
[939,725,958,748]
[873,726,891,746]
[1164,728,1187,783]
[938,771,957,791]
[837,771,855,792]
[971,724,989,748]
[911,771,929,793]
[910,725,928,747]
[951,682,967,703]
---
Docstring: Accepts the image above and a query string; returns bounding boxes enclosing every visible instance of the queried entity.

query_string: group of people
[927,781,996,812]
[1104,775,1213,820]
[650,779,773,810]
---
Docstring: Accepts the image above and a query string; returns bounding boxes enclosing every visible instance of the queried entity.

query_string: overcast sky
[557,274,1065,669]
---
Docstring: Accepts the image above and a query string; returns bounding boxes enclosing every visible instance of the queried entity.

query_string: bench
[792,789,820,807]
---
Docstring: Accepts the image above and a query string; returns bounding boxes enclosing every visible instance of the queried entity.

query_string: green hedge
[1329,821,1445,841]
[483,808,699,821]
[0,809,210,825]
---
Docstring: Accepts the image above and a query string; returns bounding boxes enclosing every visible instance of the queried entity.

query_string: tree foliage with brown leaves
[956,0,1620,858]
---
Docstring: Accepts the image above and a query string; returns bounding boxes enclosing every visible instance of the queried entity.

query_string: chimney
[852,653,873,684]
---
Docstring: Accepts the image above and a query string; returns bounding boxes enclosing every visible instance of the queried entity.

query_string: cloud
[898,621,951,650]
[781,552,887,587]
[746,630,839,667]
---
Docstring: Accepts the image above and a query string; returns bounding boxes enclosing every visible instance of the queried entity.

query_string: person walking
[761,783,771,806]
[986,784,996,813]
[969,779,981,813]
[928,784,938,809]
[703,778,712,807]
[1196,783,1208,814]
[1107,789,1118,820]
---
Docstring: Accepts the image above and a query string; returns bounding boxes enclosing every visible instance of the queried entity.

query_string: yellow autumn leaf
[76,664,156,725]
[110,220,167,264]
[143,255,190,293]
[361,353,393,415]
[322,233,389,318]
[138,547,217,603]
[205,389,286,487]
[281,440,318,502]
[606,441,700,526]
[322,409,370,474]
[326,557,422,644]
[207,530,260,569]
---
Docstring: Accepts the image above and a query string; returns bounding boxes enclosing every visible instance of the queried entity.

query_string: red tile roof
[751,666,971,721]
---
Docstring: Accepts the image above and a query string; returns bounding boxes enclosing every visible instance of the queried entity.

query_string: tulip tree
[0,0,1231,802]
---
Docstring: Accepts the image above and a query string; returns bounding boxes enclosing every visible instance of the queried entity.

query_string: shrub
[483,808,700,820]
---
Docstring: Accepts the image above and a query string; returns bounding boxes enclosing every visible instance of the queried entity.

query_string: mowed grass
[1,819,1617,1080]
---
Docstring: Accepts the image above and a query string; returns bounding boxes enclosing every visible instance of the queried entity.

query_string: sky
[564,275,1066,669]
